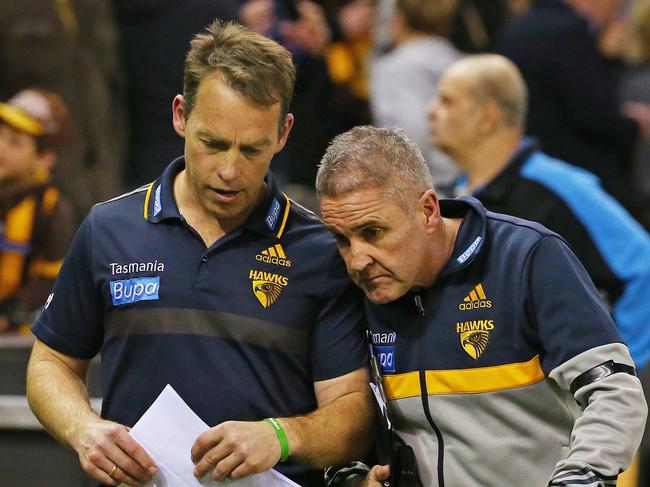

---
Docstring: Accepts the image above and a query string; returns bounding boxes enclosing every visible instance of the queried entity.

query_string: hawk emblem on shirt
[252,280,283,308]
[249,269,288,308]
[460,330,491,360]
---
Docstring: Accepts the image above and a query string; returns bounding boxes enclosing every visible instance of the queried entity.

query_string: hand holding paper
[191,419,283,481]
[74,417,157,486]
[128,384,299,487]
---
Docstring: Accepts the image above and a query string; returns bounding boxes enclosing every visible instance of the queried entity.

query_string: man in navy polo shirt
[317,126,646,487]
[26,21,371,487]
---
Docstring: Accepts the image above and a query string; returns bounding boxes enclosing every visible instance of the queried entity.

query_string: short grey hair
[316,126,434,209]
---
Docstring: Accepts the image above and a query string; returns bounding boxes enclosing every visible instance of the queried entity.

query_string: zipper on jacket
[414,294,425,316]
[415,292,446,487]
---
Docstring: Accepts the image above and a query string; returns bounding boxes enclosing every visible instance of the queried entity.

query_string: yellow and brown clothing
[0,181,75,326]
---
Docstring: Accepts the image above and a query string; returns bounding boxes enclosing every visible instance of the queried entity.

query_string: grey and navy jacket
[469,141,650,369]
[362,197,646,487]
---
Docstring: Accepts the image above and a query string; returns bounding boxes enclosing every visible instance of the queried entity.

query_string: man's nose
[216,150,241,182]
[348,241,373,272]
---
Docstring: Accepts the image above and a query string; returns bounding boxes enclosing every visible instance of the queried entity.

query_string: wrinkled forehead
[320,188,404,232]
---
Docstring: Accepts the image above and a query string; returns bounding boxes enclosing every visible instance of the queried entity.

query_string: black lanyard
[366,330,421,487]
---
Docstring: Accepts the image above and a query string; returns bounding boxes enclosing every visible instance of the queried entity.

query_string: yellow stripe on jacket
[383,355,545,400]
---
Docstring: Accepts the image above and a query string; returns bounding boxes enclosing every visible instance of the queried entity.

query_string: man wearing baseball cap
[0,88,76,333]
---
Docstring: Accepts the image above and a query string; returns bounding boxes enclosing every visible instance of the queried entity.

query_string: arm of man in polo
[26,214,159,486]
[191,366,373,481]
[27,340,158,486]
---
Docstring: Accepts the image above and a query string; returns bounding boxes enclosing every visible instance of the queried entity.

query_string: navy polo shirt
[33,157,366,485]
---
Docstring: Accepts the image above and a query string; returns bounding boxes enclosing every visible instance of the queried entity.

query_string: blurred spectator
[375,0,530,54]
[0,89,75,333]
[326,0,374,130]
[372,0,397,53]
[240,0,343,190]
[112,0,239,187]
[496,0,650,213]
[620,0,650,229]
[451,0,530,52]
[428,54,650,370]
[370,0,462,194]
[0,0,127,222]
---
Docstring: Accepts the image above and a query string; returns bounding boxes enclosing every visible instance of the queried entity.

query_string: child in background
[0,88,76,333]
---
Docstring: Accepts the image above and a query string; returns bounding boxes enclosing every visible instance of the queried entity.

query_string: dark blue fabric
[520,151,650,367]
[366,197,622,375]
[496,0,638,205]
[32,158,366,485]
[113,0,240,186]
[470,143,650,368]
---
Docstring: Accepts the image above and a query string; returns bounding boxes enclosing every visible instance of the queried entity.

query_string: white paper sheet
[127,384,300,487]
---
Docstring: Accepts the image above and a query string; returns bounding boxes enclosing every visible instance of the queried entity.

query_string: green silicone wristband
[264,417,290,462]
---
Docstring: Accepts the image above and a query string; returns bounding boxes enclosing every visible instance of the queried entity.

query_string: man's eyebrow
[197,130,231,145]
[325,220,382,236]
[196,130,272,151]
[240,138,272,150]
[350,219,382,232]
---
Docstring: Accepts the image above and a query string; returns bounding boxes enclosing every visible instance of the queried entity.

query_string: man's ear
[274,113,295,154]
[478,100,502,135]
[418,189,441,234]
[172,95,186,137]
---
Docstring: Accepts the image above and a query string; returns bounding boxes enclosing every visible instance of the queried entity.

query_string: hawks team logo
[249,270,288,308]
[456,283,494,360]
[457,323,493,360]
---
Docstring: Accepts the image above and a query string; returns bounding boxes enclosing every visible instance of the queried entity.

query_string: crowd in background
[1,0,650,484]
[2,0,650,220]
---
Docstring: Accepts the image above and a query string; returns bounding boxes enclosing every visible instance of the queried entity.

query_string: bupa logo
[153,185,162,216]
[110,277,160,306]
[265,198,281,230]
[376,345,395,373]
[457,236,482,264]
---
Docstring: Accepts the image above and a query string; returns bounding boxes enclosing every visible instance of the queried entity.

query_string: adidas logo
[256,243,292,267]
[458,283,492,310]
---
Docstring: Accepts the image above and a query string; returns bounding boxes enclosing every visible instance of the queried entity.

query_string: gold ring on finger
[108,464,118,478]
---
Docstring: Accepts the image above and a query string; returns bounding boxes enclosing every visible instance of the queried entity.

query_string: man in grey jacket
[317,126,647,487]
